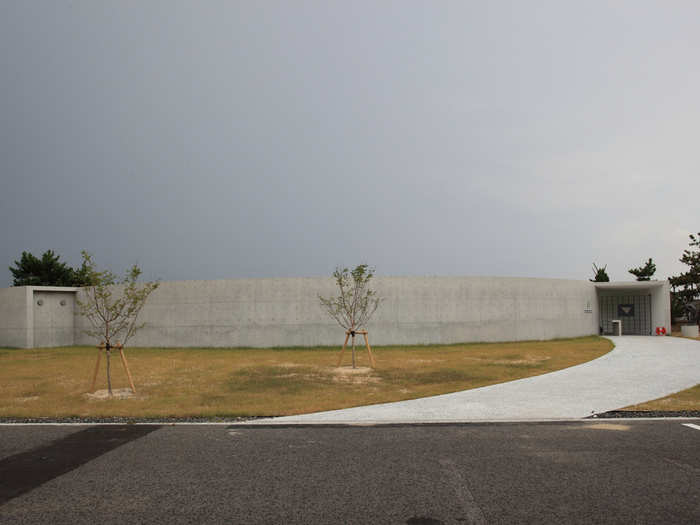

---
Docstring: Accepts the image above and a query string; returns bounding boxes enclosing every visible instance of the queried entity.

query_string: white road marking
[682,423,700,431]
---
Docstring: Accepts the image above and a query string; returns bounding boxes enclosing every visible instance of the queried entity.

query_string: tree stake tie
[337,329,376,368]
[90,341,136,395]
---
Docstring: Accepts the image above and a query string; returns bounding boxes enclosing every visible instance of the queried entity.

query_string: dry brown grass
[623,383,700,412]
[671,329,700,341]
[0,336,612,418]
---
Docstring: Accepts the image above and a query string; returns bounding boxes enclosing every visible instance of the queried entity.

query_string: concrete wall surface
[0,277,616,348]
[0,286,30,348]
[70,276,600,347]
[33,290,76,347]
[651,281,672,331]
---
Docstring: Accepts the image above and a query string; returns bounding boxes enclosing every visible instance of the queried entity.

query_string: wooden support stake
[90,346,102,392]
[337,332,350,367]
[362,332,376,368]
[117,344,136,393]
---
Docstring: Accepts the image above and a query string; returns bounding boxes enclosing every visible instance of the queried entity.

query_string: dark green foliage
[669,233,700,320]
[628,258,656,281]
[670,291,686,320]
[590,263,610,282]
[9,250,91,286]
[72,258,94,286]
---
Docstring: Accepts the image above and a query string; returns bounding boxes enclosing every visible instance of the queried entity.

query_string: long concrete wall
[1,276,602,348]
[73,276,599,347]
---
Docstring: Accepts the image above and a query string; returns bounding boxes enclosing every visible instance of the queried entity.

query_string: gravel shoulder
[592,410,700,418]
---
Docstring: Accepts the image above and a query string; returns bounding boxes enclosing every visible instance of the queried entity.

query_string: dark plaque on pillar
[618,304,634,317]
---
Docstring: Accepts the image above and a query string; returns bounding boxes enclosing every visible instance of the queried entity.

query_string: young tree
[669,233,700,324]
[319,264,381,368]
[76,251,159,395]
[628,258,656,281]
[590,263,610,282]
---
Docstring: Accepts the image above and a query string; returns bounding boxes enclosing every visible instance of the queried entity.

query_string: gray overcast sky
[1,1,699,285]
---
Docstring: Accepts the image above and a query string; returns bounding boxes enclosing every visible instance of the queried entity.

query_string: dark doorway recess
[599,295,652,335]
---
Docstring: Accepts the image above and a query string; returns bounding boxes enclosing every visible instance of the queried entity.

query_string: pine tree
[9,250,95,286]
[669,233,700,320]
[590,263,610,282]
[628,258,656,281]
[10,250,76,286]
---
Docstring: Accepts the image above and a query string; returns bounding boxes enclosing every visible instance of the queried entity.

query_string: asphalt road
[1,421,698,524]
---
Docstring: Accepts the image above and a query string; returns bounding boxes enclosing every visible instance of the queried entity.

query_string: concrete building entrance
[595,281,670,336]
[599,294,651,335]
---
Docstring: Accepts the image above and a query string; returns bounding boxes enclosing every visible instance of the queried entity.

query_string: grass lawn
[623,383,700,412]
[0,336,612,419]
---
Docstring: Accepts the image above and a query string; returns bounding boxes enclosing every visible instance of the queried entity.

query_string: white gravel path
[241,336,700,424]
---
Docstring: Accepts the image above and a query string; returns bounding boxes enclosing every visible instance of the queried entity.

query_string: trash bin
[611,319,622,336]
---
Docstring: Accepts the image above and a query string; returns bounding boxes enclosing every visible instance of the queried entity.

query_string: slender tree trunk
[351,333,356,369]
[351,322,356,369]
[105,342,113,396]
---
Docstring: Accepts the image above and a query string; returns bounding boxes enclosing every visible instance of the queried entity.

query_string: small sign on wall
[618,304,634,317]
